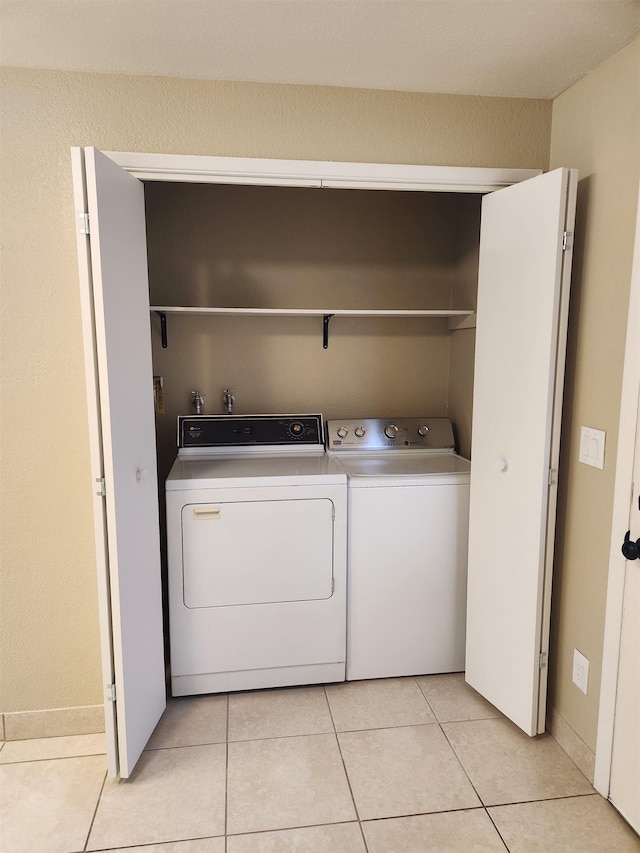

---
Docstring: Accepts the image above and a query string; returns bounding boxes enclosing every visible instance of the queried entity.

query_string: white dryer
[326,417,470,681]
[166,414,347,696]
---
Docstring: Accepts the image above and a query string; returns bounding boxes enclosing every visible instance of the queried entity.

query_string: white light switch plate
[579,426,606,469]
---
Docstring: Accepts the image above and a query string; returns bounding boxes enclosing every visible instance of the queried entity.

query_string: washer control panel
[326,417,456,451]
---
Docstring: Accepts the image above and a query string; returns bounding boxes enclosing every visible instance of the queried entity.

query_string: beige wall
[0,66,553,713]
[548,38,640,751]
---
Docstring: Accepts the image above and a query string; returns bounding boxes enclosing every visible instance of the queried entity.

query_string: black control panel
[178,415,324,448]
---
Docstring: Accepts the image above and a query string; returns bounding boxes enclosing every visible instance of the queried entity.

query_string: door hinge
[562,230,572,251]
[79,212,91,235]
[539,652,547,669]
[548,468,557,486]
[106,683,116,702]
[96,476,106,497]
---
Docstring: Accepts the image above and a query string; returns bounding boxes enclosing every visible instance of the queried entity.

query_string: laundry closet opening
[143,181,483,495]
[74,148,575,774]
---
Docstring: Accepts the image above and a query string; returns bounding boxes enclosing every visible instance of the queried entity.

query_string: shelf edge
[150,306,475,318]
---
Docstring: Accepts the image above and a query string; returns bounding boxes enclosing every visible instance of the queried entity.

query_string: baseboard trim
[549,706,596,783]
[2,705,105,741]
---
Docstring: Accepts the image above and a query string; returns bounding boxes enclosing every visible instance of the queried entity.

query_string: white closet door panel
[609,396,640,831]
[466,168,577,736]
[71,148,118,777]
[85,148,166,777]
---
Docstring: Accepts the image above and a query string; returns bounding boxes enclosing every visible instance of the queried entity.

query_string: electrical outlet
[572,649,590,694]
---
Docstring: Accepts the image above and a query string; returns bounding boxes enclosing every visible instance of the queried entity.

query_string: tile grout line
[0,751,108,765]
[437,712,487,805]
[416,678,495,817]
[416,677,514,851]
[484,806,512,852]
[81,766,108,853]
[225,820,367,846]
[434,705,598,809]
[361,804,495,824]
[323,685,371,853]
[433,710,597,811]
[227,719,440,744]
[490,791,601,807]
[224,692,230,852]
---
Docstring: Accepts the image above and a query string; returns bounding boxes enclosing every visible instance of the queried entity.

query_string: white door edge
[536,169,579,732]
[70,147,119,778]
[595,185,640,795]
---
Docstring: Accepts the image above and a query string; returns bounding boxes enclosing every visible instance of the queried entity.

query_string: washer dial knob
[384,424,399,439]
[354,426,366,438]
[336,427,348,438]
[417,425,430,436]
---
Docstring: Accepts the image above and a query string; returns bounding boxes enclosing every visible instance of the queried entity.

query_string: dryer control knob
[337,427,348,438]
[417,425,430,436]
[354,427,366,438]
[384,424,399,439]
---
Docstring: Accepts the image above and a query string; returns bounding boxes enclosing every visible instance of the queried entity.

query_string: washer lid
[334,451,470,485]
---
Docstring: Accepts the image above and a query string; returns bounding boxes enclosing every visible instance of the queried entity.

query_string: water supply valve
[191,390,204,415]
[222,389,235,415]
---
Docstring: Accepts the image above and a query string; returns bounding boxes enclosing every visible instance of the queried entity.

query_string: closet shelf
[150,306,476,349]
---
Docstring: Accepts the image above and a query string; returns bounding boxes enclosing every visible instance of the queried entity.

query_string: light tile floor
[1,674,638,852]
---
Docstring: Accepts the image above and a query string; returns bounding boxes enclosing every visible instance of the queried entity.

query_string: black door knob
[621,530,640,560]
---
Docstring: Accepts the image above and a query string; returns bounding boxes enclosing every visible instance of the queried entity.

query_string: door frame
[594,186,640,795]
[102,151,540,191]
[73,149,541,776]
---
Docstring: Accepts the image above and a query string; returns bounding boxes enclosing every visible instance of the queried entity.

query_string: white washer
[166,415,347,696]
[326,417,470,681]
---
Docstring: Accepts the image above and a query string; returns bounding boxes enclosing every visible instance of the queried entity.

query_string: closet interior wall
[144,182,483,483]
[449,194,482,459]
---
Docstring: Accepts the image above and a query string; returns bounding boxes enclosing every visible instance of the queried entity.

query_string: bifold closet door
[466,168,577,737]
[75,147,166,777]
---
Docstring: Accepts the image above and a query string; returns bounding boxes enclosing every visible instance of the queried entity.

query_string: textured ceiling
[1,0,638,99]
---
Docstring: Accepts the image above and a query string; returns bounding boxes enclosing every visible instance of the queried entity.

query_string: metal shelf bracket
[323,313,334,349]
[156,311,168,348]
